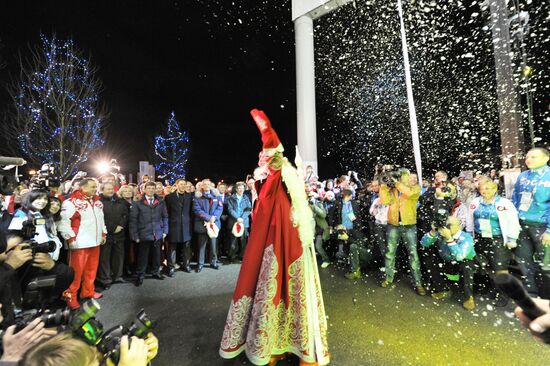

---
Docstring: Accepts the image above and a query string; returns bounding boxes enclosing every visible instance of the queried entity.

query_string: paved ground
[96,262,550,366]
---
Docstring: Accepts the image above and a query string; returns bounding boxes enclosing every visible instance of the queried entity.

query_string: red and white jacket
[58,190,107,249]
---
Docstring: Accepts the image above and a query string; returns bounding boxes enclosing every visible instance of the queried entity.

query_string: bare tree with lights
[7,35,106,180]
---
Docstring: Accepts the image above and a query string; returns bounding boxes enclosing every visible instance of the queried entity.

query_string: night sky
[0,0,301,183]
[1,1,548,183]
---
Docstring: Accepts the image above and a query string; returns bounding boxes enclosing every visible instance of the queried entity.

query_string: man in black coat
[129,182,169,286]
[97,182,129,289]
[164,179,194,274]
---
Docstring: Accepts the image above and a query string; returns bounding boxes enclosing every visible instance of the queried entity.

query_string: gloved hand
[506,240,518,250]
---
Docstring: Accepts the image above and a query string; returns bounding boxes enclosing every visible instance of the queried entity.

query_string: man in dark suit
[165,179,194,274]
[129,181,169,286]
[217,182,230,258]
[97,182,129,289]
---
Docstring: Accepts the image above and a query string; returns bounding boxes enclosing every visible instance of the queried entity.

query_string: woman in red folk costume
[219,109,329,366]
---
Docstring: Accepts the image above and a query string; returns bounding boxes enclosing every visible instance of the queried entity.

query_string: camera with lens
[14,306,72,332]
[13,298,155,364]
[432,189,454,230]
[19,218,56,255]
[377,171,401,188]
[29,163,59,190]
[432,208,450,230]
[68,299,155,364]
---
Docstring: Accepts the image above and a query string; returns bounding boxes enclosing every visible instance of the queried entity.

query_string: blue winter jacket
[193,190,223,233]
[512,165,550,233]
[227,194,252,229]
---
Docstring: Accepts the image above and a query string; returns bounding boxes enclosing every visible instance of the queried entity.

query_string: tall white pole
[295,15,318,175]
[397,0,423,184]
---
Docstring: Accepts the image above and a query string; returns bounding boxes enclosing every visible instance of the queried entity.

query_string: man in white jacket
[58,178,107,309]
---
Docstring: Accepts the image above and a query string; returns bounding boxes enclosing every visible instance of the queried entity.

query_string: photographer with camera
[417,170,449,236]
[0,230,57,365]
[379,168,425,295]
[467,179,520,306]
[420,216,477,310]
[58,178,107,309]
[1,317,57,365]
[2,190,74,325]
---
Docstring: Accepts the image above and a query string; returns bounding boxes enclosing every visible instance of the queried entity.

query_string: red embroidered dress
[219,110,329,365]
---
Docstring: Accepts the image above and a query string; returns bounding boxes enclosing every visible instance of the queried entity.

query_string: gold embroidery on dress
[221,244,328,364]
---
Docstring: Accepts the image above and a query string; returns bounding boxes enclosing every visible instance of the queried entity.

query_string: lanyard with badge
[519,188,534,212]
[478,204,494,238]
[519,168,549,212]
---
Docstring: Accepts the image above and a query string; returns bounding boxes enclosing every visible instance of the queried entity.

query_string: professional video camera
[432,182,454,229]
[19,218,56,255]
[13,298,155,364]
[29,163,60,190]
[378,171,401,188]
[0,156,26,195]
[377,166,404,188]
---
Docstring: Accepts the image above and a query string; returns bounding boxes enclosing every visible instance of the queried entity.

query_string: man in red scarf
[219,110,329,366]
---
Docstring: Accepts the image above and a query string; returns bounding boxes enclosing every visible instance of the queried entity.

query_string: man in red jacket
[58,178,107,309]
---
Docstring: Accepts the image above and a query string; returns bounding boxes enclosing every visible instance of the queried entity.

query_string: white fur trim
[280,158,315,249]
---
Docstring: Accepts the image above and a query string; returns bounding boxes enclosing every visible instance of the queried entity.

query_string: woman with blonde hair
[467,178,520,306]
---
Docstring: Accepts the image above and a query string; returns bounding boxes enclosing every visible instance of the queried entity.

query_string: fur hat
[205,221,219,238]
[232,222,245,238]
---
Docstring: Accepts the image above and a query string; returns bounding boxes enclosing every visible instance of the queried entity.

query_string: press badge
[479,219,493,238]
[519,191,533,212]
[348,212,356,221]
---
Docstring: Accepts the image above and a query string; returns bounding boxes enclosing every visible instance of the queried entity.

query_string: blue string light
[154,111,190,184]
[15,35,105,179]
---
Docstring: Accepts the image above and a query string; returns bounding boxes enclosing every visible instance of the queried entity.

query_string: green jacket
[311,200,330,241]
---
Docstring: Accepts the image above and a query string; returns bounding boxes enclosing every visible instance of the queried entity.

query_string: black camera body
[432,208,450,229]
[377,171,401,188]
[29,163,59,190]
[97,310,154,363]
[68,300,154,364]
[19,218,56,255]
[26,240,57,256]
[14,307,72,332]
[432,197,454,229]
[15,298,155,364]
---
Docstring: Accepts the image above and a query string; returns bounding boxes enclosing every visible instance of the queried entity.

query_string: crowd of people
[0,146,549,364]
[305,147,550,314]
